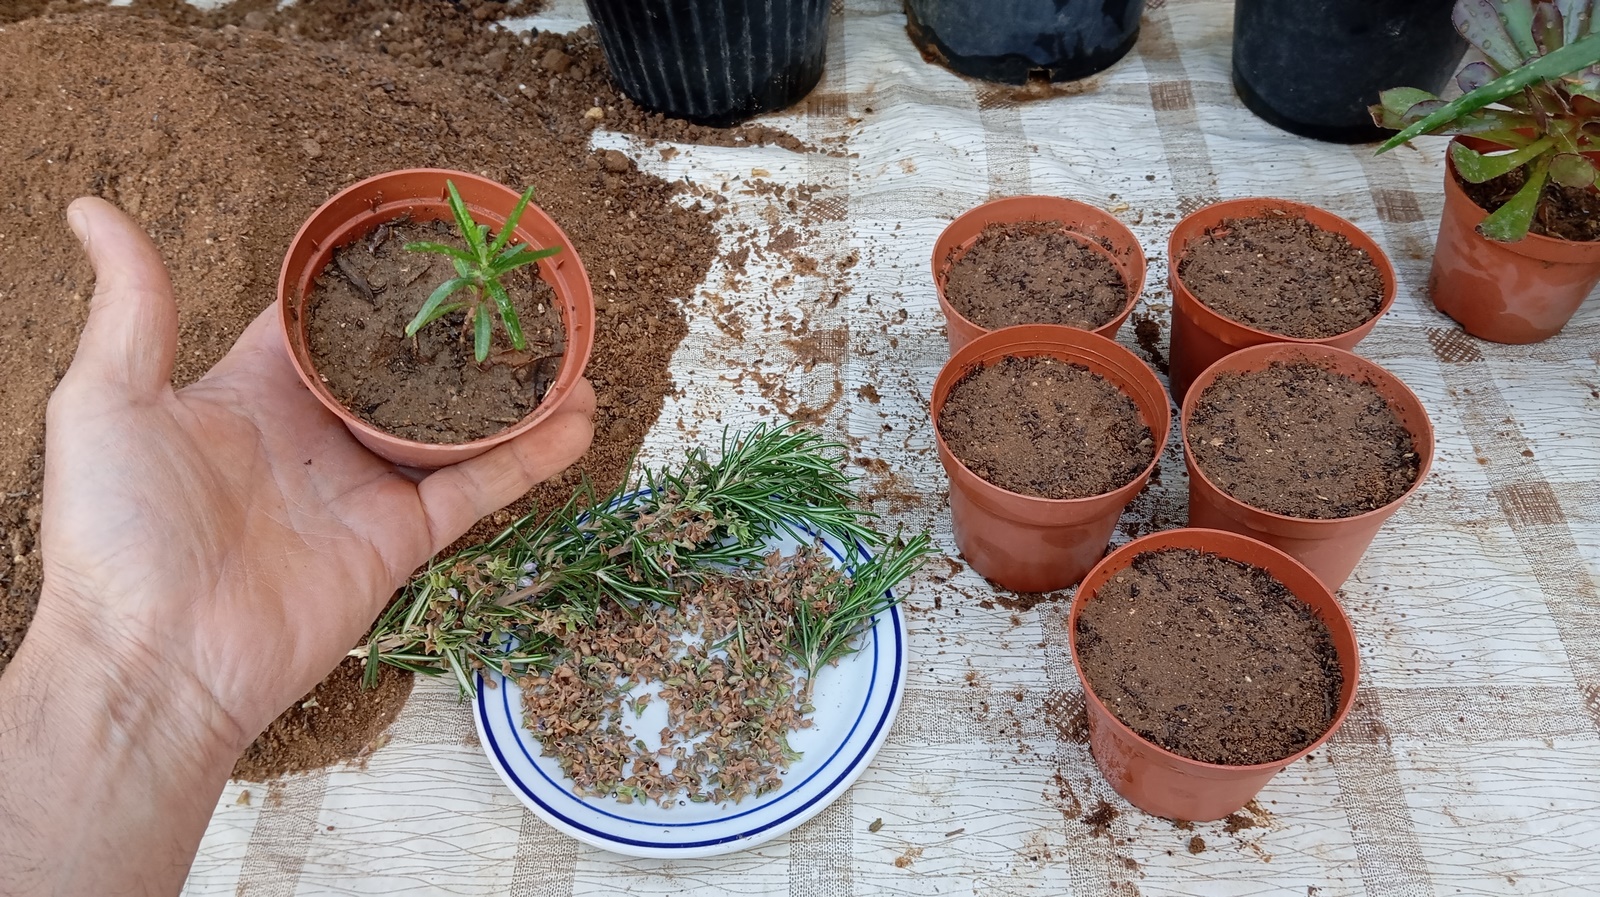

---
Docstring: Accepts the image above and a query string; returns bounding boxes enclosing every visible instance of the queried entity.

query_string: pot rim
[1067,527,1361,775]
[277,167,596,457]
[933,194,1147,340]
[1179,342,1435,528]
[1167,196,1398,344]
[930,323,1169,512]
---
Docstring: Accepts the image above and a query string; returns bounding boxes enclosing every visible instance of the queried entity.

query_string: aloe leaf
[1457,0,1534,69]
[1479,153,1551,241]
[490,186,536,256]
[405,276,471,337]
[474,304,492,362]
[1460,60,1504,93]
[492,244,560,275]
[486,279,526,350]
[1451,136,1555,180]
[452,256,472,280]
[1378,31,1600,151]
[1549,150,1599,184]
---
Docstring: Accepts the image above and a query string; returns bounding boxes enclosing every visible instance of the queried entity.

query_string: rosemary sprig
[355,424,920,694]
[787,532,933,678]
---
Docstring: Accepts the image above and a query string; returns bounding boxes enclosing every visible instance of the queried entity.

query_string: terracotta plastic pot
[278,169,596,469]
[931,325,1169,593]
[1429,138,1600,344]
[1180,343,1434,590]
[932,195,1147,356]
[1068,527,1360,822]
[1166,198,1396,405]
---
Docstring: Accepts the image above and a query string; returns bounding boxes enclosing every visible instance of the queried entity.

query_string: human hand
[0,197,594,895]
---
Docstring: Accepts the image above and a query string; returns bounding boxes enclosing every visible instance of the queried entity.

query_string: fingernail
[67,204,89,246]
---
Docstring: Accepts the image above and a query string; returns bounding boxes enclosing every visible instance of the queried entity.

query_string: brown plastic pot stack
[1181,342,1434,590]
[1068,527,1360,822]
[932,195,1147,355]
[1166,197,1396,404]
[931,324,1169,593]
[278,169,596,469]
[1429,137,1600,344]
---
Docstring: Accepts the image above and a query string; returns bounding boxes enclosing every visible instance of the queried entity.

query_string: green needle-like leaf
[486,279,525,350]
[473,303,492,362]
[446,181,486,257]
[490,185,536,256]
[405,276,471,337]
[403,240,477,264]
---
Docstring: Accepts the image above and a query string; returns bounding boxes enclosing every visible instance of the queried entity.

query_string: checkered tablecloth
[189,0,1600,893]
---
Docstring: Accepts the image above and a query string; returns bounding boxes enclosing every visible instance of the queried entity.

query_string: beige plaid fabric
[188,0,1600,893]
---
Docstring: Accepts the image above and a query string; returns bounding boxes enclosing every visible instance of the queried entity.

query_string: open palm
[35,197,595,751]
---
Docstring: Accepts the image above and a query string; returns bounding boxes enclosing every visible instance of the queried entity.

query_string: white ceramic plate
[473,521,909,858]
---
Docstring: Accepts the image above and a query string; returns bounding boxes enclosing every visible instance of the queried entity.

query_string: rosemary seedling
[404,180,560,362]
[356,424,929,695]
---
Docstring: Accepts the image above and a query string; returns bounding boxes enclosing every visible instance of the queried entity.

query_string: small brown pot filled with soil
[1069,527,1359,822]
[933,195,1146,354]
[931,324,1168,593]
[1429,137,1600,344]
[1166,198,1395,404]
[1181,343,1433,590]
[278,169,596,468]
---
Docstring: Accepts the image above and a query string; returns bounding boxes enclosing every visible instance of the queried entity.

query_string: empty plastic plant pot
[585,0,831,126]
[932,195,1147,355]
[905,0,1145,84]
[1429,138,1600,344]
[1069,527,1360,822]
[1166,197,1396,405]
[931,325,1169,593]
[278,169,596,469]
[1180,342,1434,590]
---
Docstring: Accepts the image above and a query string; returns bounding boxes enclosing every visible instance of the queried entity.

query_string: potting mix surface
[4,0,1600,893]
[1076,548,1342,766]
[943,221,1127,331]
[1178,214,1386,338]
[1188,362,1421,519]
[939,355,1153,499]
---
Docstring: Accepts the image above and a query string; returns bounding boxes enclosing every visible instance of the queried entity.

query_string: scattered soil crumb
[1083,799,1119,838]
[1188,835,1206,854]
[894,846,924,868]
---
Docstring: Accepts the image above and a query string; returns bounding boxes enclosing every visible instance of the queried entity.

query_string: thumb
[62,197,178,395]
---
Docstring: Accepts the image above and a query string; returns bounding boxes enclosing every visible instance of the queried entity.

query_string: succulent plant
[1372,0,1600,241]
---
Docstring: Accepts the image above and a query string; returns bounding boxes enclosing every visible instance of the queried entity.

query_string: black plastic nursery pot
[584,0,830,127]
[1232,0,1466,143]
[904,0,1145,85]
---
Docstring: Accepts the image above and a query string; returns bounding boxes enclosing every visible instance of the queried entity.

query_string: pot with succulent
[1165,197,1397,404]
[1068,528,1360,821]
[278,169,595,468]
[585,0,831,126]
[932,195,1147,354]
[1373,0,1600,343]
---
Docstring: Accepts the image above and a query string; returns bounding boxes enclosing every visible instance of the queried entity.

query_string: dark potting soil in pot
[1075,547,1343,766]
[1461,167,1600,242]
[944,221,1128,331]
[1188,362,1421,519]
[1177,215,1385,339]
[938,355,1154,499]
[306,220,565,444]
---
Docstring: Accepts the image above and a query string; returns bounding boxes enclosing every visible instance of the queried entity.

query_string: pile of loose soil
[938,355,1154,499]
[1074,548,1343,766]
[0,0,759,777]
[1177,215,1385,339]
[1461,165,1600,242]
[1187,362,1421,519]
[942,221,1127,331]
[307,220,564,444]
[232,658,413,780]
